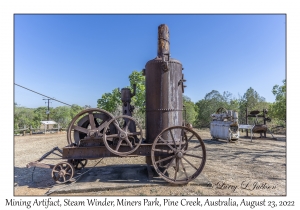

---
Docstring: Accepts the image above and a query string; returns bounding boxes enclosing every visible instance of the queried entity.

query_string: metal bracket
[161,54,170,72]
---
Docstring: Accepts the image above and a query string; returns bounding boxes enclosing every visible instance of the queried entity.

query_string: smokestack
[157,24,170,60]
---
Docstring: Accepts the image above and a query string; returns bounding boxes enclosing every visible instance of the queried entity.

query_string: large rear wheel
[151,126,206,184]
[67,108,116,145]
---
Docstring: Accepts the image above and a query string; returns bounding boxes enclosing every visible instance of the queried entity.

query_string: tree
[51,106,71,128]
[183,95,196,125]
[14,106,40,129]
[129,70,145,109]
[193,90,243,128]
[269,79,286,121]
[96,70,146,127]
[239,87,265,109]
[238,87,269,123]
[97,88,121,113]
[70,104,84,119]
[128,70,146,128]
[14,104,84,132]
[97,70,145,111]
[33,106,50,127]
[194,90,228,128]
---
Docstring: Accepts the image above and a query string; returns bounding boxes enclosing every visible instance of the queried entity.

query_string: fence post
[23,125,26,136]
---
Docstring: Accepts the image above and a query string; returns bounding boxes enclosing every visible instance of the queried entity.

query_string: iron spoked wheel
[67,108,116,146]
[151,126,206,184]
[51,162,75,184]
[103,115,143,156]
[68,159,88,170]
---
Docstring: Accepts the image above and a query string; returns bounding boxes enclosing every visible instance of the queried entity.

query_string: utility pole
[43,98,52,129]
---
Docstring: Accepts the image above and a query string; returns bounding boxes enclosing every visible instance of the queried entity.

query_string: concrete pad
[48,164,211,195]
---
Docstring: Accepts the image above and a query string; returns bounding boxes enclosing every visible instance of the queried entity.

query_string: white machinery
[210,107,239,141]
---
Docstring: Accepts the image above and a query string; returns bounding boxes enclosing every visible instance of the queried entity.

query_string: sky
[14,14,286,108]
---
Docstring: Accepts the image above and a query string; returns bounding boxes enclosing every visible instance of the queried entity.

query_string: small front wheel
[51,162,75,184]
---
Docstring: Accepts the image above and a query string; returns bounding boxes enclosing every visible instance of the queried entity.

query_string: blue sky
[14,14,286,108]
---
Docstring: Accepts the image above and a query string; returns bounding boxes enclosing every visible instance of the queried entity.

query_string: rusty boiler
[145,24,185,143]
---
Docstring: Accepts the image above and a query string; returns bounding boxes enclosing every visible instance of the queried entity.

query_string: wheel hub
[119,132,127,139]
[88,130,98,137]
[59,170,66,177]
[176,151,183,158]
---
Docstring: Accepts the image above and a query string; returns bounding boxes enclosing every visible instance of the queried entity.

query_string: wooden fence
[14,126,66,136]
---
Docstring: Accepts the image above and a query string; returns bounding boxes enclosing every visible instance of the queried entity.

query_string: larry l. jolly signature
[215,180,276,192]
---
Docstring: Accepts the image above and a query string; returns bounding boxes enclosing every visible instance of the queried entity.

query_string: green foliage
[70,104,84,119]
[268,80,286,121]
[51,106,72,128]
[227,99,240,111]
[97,88,121,113]
[183,95,197,125]
[239,87,265,109]
[129,70,146,128]
[194,90,233,127]
[193,87,271,128]
[129,70,146,109]
[14,104,84,131]
[33,106,49,126]
[97,70,146,127]
[14,105,37,129]
[238,87,269,124]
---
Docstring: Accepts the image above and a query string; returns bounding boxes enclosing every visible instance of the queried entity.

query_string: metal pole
[46,99,49,121]
[43,98,52,129]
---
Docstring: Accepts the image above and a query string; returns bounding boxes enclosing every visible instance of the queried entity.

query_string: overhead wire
[14,83,72,106]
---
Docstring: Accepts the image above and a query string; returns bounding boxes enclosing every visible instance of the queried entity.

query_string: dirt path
[14,129,286,196]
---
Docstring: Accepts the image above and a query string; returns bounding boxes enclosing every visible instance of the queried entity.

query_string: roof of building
[40,121,58,125]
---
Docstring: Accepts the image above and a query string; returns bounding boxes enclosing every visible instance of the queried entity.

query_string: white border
[1,0,298,209]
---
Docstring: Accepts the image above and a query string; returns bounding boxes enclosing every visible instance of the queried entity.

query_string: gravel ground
[14,129,286,196]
